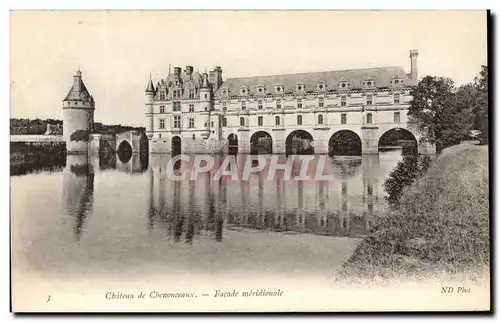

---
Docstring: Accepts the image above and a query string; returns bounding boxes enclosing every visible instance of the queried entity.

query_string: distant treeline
[10,118,145,135]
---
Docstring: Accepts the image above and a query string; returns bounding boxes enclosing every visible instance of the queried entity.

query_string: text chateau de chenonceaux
[61,49,436,156]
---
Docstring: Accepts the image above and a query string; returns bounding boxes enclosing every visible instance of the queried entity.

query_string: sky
[10,10,487,127]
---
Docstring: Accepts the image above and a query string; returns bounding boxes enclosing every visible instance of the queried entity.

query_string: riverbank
[10,142,66,175]
[336,143,489,283]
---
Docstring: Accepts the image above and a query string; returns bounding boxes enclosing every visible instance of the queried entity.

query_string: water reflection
[144,153,398,241]
[62,154,94,240]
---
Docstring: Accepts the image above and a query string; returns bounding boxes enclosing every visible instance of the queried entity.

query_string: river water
[11,149,402,283]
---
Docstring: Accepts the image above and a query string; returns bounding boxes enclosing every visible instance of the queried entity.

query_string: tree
[70,130,89,142]
[473,65,488,144]
[408,76,474,153]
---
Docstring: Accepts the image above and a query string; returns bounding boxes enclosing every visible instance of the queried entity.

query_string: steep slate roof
[145,79,156,93]
[63,79,93,102]
[214,66,414,97]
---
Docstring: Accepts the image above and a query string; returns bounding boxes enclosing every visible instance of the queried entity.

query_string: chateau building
[145,49,435,155]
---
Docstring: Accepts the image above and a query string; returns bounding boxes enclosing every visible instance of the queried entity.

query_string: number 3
[46,295,51,303]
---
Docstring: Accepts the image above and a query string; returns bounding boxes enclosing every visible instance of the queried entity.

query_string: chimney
[409,49,418,81]
[185,66,193,75]
[173,67,181,76]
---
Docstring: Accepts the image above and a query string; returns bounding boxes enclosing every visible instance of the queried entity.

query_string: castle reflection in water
[62,150,402,242]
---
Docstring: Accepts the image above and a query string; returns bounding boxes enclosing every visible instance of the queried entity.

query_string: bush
[338,144,489,281]
[70,130,90,142]
[383,153,432,208]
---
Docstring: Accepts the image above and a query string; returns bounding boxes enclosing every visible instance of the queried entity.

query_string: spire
[145,78,155,93]
[201,73,209,88]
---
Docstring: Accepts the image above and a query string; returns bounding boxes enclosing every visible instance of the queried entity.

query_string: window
[159,119,165,129]
[394,94,400,104]
[188,89,195,99]
[192,134,196,140]
[366,113,372,124]
[211,121,214,127]
[159,133,161,139]
[189,104,194,112]
[367,95,372,105]
[204,94,208,99]
[189,118,194,128]
[275,116,281,126]
[258,100,263,110]
[173,90,181,99]
[341,113,347,124]
[258,116,263,126]
[341,96,346,106]
[297,98,303,108]
[173,101,181,112]
[222,117,227,127]
[173,115,181,128]
[241,101,246,110]
[394,112,400,123]
[159,92,166,100]
[297,115,302,125]
[276,99,281,109]
[318,114,323,125]
[204,106,207,112]
[160,105,165,113]
[319,97,324,108]
[240,117,245,126]
[222,101,227,112]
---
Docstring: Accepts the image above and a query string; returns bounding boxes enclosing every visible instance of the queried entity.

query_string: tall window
[189,104,194,112]
[241,101,246,110]
[318,114,323,125]
[240,117,245,126]
[188,89,195,99]
[192,134,196,140]
[341,113,347,124]
[367,95,373,105]
[258,100,263,110]
[160,105,165,113]
[222,101,227,112]
[159,92,166,100]
[297,98,303,108]
[394,94,400,104]
[173,90,181,99]
[297,115,302,125]
[173,101,181,112]
[188,118,194,128]
[211,121,214,127]
[276,99,281,109]
[341,96,346,107]
[222,117,227,127]
[258,116,263,126]
[204,94,208,99]
[275,116,281,126]
[159,119,165,129]
[394,112,401,123]
[173,115,181,128]
[319,97,324,108]
[366,113,373,124]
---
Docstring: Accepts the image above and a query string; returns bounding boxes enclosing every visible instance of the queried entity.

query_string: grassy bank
[337,144,489,282]
[10,142,66,176]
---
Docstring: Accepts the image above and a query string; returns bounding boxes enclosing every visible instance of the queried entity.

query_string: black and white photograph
[9,10,490,312]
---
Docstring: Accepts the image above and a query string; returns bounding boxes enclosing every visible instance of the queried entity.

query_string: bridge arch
[378,127,417,154]
[329,130,362,156]
[250,131,273,154]
[117,140,132,162]
[286,130,314,155]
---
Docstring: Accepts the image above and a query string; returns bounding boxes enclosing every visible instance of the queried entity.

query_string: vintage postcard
[10,10,490,312]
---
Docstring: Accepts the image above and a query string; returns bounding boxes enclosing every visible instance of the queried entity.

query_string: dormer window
[317,83,326,91]
[391,76,404,87]
[338,78,350,90]
[257,85,266,94]
[296,83,305,91]
[159,91,166,100]
[221,87,229,96]
[363,79,376,89]
[275,85,284,93]
[240,86,249,95]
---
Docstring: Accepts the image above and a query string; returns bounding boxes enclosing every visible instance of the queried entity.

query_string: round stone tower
[145,77,156,140]
[62,69,95,153]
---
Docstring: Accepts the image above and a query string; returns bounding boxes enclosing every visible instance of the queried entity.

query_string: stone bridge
[89,130,148,155]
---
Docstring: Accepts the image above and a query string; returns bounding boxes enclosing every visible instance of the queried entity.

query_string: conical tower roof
[145,79,156,93]
[63,69,93,103]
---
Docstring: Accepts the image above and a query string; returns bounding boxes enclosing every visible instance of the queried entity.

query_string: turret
[145,78,156,140]
[62,68,95,153]
[200,73,211,139]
